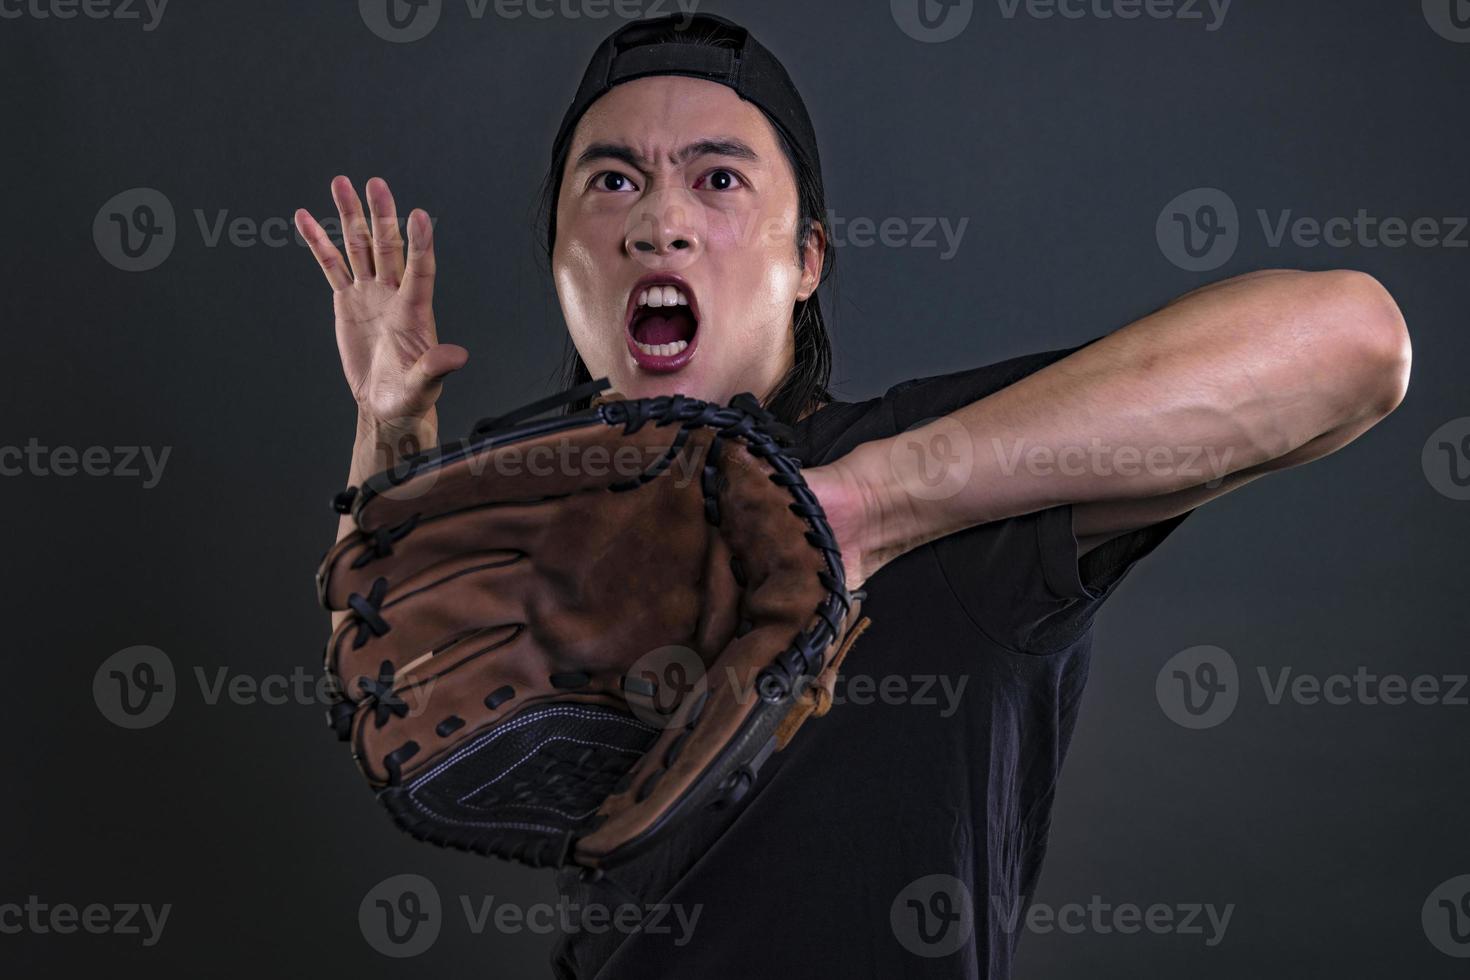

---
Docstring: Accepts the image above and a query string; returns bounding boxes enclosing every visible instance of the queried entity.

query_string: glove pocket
[325,551,529,708]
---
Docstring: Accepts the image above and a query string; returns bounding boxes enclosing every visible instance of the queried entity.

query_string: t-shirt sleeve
[879,341,1193,655]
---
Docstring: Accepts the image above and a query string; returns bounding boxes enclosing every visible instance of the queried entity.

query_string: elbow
[1311,270,1413,421]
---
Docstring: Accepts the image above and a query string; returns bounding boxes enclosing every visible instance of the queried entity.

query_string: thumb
[401,343,469,412]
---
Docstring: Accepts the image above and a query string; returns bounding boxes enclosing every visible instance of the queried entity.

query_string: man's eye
[593,172,637,192]
[695,169,743,191]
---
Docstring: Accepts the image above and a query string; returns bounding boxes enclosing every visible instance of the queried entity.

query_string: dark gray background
[3,0,1467,976]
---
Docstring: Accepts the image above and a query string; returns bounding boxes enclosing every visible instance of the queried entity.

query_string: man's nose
[624,191,704,259]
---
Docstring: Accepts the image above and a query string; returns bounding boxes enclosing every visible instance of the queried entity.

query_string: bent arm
[818,269,1412,585]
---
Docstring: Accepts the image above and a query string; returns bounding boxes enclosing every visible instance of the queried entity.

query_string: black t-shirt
[551,343,1191,979]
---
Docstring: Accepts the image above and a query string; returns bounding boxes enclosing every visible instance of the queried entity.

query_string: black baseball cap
[551,13,822,180]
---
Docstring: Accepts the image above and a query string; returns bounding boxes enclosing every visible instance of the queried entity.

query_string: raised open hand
[295,176,467,439]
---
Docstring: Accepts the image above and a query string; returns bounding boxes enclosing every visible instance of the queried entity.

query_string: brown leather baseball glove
[315,379,870,870]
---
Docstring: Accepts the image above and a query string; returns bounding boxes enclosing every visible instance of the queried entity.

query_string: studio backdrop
[2,1,1466,977]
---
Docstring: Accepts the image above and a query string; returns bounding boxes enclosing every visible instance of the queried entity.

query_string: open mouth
[624,274,700,373]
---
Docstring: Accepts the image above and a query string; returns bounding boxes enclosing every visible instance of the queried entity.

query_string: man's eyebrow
[573,138,761,171]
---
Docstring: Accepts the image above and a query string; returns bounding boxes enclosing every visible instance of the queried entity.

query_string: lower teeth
[635,338,689,357]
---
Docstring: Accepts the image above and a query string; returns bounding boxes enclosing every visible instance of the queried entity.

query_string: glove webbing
[598,392,857,702]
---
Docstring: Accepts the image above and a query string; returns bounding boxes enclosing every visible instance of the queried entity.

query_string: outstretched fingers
[402,208,437,308]
[294,208,352,291]
[365,177,405,286]
[331,175,375,281]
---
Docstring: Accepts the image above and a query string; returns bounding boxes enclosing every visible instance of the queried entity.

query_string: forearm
[835,269,1410,572]
[329,411,439,630]
[334,411,439,544]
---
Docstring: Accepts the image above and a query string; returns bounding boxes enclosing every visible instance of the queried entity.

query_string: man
[295,13,1409,978]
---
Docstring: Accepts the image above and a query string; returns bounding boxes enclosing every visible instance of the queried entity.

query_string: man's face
[553,75,823,406]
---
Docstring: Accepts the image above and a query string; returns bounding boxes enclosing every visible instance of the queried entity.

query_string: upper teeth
[637,285,690,309]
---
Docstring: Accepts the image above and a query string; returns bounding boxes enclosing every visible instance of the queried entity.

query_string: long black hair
[536,25,836,425]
